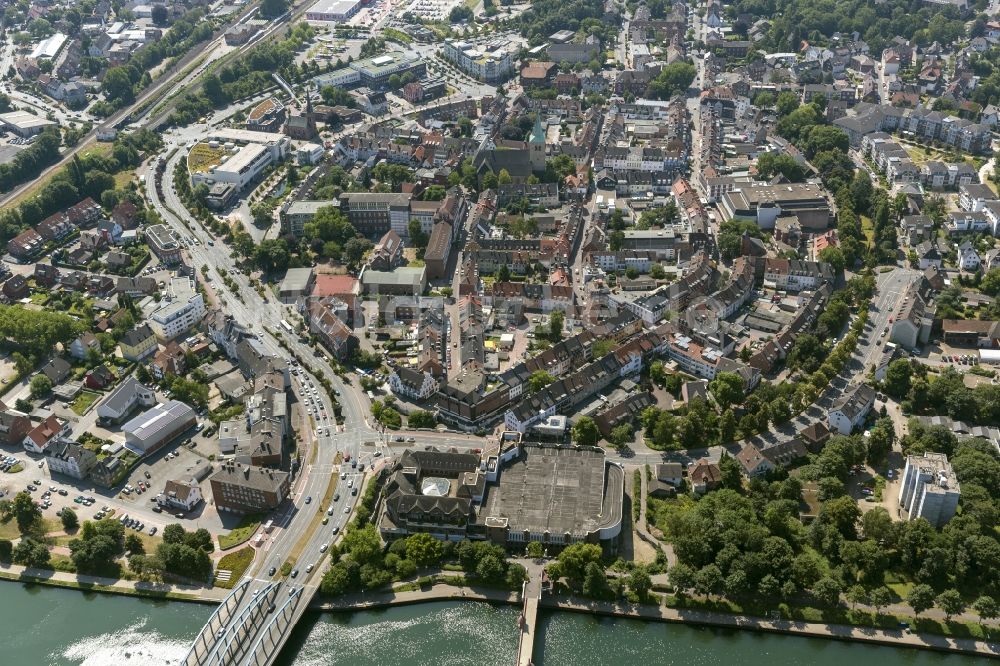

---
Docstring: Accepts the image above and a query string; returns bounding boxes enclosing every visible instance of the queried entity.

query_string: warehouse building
[123,400,197,456]
[0,111,57,137]
[305,0,364,21]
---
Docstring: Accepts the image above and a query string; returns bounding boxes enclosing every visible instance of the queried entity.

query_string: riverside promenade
[0,561,226,603]
[312,581,1000,661]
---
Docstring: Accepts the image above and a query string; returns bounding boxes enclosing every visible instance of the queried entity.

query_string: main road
[145,155,400,664]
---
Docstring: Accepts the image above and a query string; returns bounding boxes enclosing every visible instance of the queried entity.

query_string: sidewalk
[0,561,225,603]
[543,596,1000,658]
[310,582,519,611]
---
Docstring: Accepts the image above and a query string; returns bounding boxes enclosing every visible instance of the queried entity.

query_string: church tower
[529,115,546,172]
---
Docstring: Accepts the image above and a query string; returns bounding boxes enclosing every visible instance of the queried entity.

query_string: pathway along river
[0,582,994,665]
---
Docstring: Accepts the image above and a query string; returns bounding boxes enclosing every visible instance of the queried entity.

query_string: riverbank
[0,561,223,605]
[4,564,998,660]
[310,582,1000,660]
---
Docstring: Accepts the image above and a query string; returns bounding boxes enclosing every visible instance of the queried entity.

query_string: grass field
[215,546,255,589]
[70,390,101,416]
[218,513,264,551]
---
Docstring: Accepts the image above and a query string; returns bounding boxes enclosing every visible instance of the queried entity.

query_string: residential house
[120,323,157,361]
[44,440,97,480]
[69,332,100,361]
[828,383,876,435]
[41,357,72,384]
[156,479,203,511]
[23,415,67,453]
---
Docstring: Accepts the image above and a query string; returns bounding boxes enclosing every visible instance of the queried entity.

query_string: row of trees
[0,129,159,249]
[169,23,314,126]
[99,8,214,110]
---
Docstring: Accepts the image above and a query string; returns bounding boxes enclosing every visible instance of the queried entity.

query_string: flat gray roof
[480,446,621,537]
[279,267,313,293]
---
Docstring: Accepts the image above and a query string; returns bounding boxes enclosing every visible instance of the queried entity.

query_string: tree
[405,533,443,568]
[695,564,722,599]
[0,539,11,562]
[709,372,744,410]
[818,246,846,272]
[125,532,145,555]
[883,359,912,399]
[868,586,892,614]
[344,237,373,265]
[555,543,602,588]
[572,416,600,447]
[162,523,186,545]
[646,61,696,100]
[936,589,965,621]
[12,538,49,568]
[718,453,743,491]
[549,310,564,341]
[407,410,436,429]
[476,552,505,583]
[776,91,800,116]
[866,417,895,466]
[528,370,555,393]
[907,583,936,617]
[756,152,806,181]
[151,4,168,25]
[846,584,867,609]
[29,374,52,399]
[974,595,999,621]
[813,576,842,607]
[527,541,545,559]
[582,561,612,599]
[667,563,694,596]
[60,508,78,531]
[12,491,40,534]
[627,568,652,600]
[608,423,633,448]
[102,67,135,105]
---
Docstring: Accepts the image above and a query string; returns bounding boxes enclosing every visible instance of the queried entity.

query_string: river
[0,582,994,665]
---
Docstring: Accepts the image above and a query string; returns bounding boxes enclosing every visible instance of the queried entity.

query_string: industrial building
[122,400,197,456]
[305,0,364,21]
[379,441,623,547]
[719,182,832,230]
[899,452,961,528]
[0,111,57,137]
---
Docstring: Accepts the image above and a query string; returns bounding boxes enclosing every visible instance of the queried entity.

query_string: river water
[1,582,994,665]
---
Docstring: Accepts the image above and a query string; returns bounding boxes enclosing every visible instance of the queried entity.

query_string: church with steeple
[472,113,548,183]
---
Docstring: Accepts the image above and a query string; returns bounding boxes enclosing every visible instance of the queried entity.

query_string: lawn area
[0,516,61,541]
[5,463,23,474]
[860,215,875,246]
[215,546,255,589]
[70,390,101,416]
[113,169,135,189]
[218,513,265,551]
[902,142,983,171]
